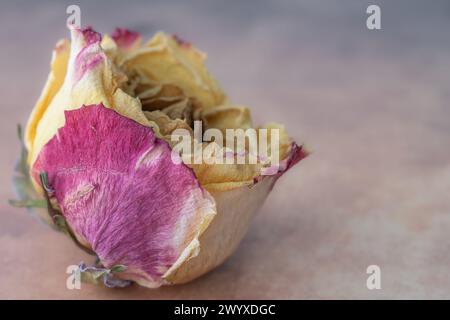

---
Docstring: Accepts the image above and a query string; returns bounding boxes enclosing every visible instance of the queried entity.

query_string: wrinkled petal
[25,39,70,152]
[102,29,142,65]
[161,98,193,124]
[166,144,307,283]
[121,32,226,111]
[189,122,304,191]
[28,26,156,167]
[31,104,216,288]
[201,105,252,132]
[189,160,262,192]
[257,122,293,166]
[144,109,193,139]
[111,28,141,51]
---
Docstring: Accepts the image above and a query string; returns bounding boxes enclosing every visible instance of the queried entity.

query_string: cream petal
[25,39,70,152]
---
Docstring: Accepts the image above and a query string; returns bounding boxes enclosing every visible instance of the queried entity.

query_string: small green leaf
[11,126,96,256]
[80,270,108,285]
[8,199,47,208]
[53,215,69,232]
[77,262,131,288]
[110,265,127,273]
[11,124,54,226]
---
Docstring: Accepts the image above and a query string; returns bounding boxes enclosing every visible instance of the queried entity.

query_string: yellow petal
[188,118,293,191]
[25,39,70,152]
[144,109,192,139]
[257,122,292,163]
[200,105,252,132]
[121,32,226,111]
[189,161,261,191]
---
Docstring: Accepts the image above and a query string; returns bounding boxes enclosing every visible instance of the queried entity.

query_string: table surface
[1,0,449,299]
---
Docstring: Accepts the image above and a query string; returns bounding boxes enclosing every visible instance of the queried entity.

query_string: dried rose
[13,26,308,288]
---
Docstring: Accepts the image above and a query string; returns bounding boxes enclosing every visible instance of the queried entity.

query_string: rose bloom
[18,26,308,288]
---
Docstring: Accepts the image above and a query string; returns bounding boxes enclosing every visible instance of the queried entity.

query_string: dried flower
[13,26,308,288]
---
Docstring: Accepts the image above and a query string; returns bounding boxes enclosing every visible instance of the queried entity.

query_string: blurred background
[0,0,449,299]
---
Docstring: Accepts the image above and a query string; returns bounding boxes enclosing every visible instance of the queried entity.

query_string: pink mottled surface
[32,105,214,286]
[111,28,141,49]
[1,0,450,299]
[73,27,104,82]
[79,26,102,45]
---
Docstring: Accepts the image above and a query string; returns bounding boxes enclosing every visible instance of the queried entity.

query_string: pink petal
[284,143,309,171]
[79,26,102,45]
[260,143,308,176]
[111,28,141,49]
[70,26,104,82]
[32,104,215,287]
[172,34,191,48]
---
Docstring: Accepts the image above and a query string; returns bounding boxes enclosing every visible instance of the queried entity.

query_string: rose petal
[111,28,141,50]
[188,123,304,191]
[28,26,155,167]
[201,105,253,132]
[32,104,216,287]
[166,142,307,283]
[121,32,226,111]
[25,38,70,153]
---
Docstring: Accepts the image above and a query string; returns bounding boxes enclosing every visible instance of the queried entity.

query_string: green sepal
[10,124,54,226]
[110,265,127,273]
[10,126,96,255]
[8,199,47,208]
[78,263,130,287]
